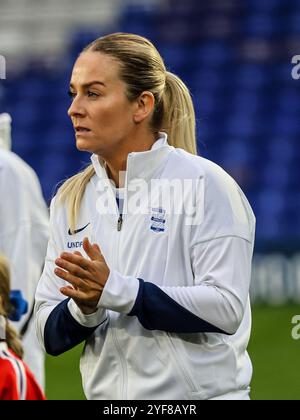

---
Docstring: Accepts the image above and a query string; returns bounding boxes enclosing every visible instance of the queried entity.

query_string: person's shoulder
[50,171,97,220]
[170,148,234,183]
[0,149,38,182]
[0,351,18,381]
[0,148,16,172]
[0,358,17,400]
[171,150,256,241]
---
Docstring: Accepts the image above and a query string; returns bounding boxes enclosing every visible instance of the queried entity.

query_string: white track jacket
[35,133,256,400]
[0,148,49,388]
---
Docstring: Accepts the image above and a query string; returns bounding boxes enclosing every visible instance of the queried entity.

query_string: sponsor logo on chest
[67,241,83,249]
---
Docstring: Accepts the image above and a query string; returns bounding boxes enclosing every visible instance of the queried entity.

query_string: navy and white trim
[0,344,27,400]
[44,299,102,356]
[128,279,227,334]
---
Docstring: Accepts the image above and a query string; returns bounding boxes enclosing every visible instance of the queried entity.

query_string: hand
[54,237,110,314]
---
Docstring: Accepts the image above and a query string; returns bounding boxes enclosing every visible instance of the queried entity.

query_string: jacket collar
[91,132,174,186]
[0,341,8,352]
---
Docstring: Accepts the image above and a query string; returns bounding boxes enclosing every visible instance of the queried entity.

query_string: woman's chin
[76,139,94,153]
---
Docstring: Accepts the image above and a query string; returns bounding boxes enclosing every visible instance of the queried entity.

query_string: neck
[102,130,159,188]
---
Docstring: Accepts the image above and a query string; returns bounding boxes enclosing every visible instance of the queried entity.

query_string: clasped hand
[54,237,110,314]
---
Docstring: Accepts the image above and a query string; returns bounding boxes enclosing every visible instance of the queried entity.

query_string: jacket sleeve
[34,198,108,356]
[0,157,49,330]
[98,169,256,335]
[0,360,20,400]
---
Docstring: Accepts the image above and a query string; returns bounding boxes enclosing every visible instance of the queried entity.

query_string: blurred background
[0,0,300,400]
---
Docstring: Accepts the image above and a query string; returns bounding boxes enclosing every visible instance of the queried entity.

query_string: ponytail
[57,165,95,234]
[160,71,197,155]
[5,320,24,359]
[0,255,24,359]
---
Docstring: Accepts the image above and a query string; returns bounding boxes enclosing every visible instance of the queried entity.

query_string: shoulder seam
[191,234,252,247]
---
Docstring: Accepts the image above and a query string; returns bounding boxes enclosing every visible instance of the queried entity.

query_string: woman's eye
[87,91,99,98]
[68,90,76,99]
[67,90,99,100]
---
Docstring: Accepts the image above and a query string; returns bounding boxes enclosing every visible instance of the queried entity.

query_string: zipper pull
[117,214,123,231]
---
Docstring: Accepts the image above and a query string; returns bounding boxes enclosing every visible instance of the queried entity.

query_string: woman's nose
[68,96,85,118]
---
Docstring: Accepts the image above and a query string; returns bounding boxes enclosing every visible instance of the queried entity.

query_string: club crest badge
[150,208,166,233]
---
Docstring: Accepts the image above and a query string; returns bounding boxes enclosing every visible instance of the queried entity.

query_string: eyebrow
[69,81,106,89]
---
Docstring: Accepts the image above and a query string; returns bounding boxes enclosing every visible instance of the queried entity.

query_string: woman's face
[68,51,137,156]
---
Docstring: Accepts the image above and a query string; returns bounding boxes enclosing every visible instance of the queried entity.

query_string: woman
[35,33,256,400]
[0,255,45,400]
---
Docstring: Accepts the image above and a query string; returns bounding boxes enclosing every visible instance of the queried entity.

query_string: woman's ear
[133,91,155,124]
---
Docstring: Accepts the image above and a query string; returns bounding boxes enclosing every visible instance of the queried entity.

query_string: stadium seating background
[1,0,300,245]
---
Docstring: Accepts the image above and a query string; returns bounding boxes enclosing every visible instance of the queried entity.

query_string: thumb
[83,237,103,262]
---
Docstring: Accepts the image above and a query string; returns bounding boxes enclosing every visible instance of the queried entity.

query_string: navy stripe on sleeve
[44,299,101,356]
[128,279,228,334]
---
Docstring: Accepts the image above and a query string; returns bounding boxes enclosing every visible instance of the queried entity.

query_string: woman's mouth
[75,126,91,133]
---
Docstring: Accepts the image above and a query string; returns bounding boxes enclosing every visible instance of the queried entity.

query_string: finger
[62,285,75,291]
[65,284,79,292]
[54,267,87,289]
[73,250,86,266]
[60,285,87,301]
[92,244,106,264]
[59,252,91,271]
[83,237,102,261]
[55,258,92,280]
[92,243,102,255]
[74,251,83,257]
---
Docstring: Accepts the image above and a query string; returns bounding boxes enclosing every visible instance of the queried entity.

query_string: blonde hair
[0,255,23,359]
[58,33,197,231]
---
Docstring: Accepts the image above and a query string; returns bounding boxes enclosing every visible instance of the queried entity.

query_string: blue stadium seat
[289,13,300,35]
[158,44,192,72]
[241,11,290,38]
[118,4,159,43]
[256,190,285,239]
[246,0,284,12]
[235,64,267,89]
[193,43,236,67]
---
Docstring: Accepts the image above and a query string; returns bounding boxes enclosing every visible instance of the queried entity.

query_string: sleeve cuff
[67,299,107,328]
[98,270,140,314]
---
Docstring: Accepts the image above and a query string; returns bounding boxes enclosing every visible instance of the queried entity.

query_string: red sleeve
[24,365,46,400]
[0,359,20,400]
[1,350,46,400]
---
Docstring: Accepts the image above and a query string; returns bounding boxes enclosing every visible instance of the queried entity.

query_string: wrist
[78,303,98,315]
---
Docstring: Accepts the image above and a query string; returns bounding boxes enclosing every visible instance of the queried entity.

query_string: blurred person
[35,33,256,400]
[0,254,45,400]
[0,113,49,388]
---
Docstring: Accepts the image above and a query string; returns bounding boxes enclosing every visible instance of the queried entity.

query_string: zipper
[117,214,123,231]
[110,217,127,398]
[110,157,132,397]
[111,191,127,397]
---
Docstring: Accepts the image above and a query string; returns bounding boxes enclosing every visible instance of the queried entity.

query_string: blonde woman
[0,255,45,400]
[35,33,256,400]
